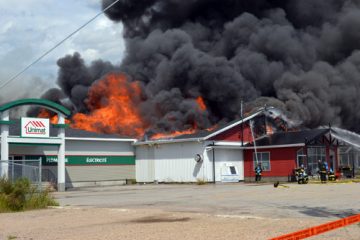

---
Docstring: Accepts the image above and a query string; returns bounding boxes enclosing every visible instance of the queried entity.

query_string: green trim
[0,120,16,125]
[52,123,69,128]
[9,143,60,146]
[0,98,71,116]
[10,136,61,140]
[25,155,135,166]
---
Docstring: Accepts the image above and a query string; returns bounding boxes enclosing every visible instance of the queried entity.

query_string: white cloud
[0,0,125,101]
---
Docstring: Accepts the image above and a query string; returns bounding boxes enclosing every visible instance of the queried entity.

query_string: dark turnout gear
[295,166,309,184]
[328,168,336,181]
[255,163,263,182]
[319,161,327,183]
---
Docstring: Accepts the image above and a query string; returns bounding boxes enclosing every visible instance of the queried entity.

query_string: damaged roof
[136,109,265,145]
[247,128,330,147]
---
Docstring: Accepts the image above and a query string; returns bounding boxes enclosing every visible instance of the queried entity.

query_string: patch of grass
[7,235,17,240]
[0,177,58,213]
[196,179,207,185]
[126,179,137,185]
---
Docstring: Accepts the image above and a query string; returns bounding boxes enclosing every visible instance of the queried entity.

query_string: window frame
[306,146,326,175]
[253,151,271,171]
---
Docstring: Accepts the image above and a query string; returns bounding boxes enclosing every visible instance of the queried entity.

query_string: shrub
[196,178,207,185]
[0,177,58,213]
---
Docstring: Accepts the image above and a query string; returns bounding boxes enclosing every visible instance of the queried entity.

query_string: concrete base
[244,176,290,183]
[57,183,66,192]
[65,180,126,189]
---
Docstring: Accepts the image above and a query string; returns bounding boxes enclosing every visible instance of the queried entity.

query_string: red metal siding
[209,124,253,142]
[244,147,300,178]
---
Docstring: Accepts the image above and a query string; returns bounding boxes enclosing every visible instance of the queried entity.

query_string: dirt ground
[1,183,360,240]
[0,207,359,240]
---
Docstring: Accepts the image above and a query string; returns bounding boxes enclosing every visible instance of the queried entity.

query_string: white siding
[153,142,206,182]
[9,140,134,156]
[65,165,135,182]
[213,149,244,181]
[135,145,155,182]
[135,141,244,183]
[9,145,58,156]
[65,140,134,156]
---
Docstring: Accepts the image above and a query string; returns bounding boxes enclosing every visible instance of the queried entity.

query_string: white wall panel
[65,140,134,155]
[153,142,206,182]
[213,148,244,181]
[135,145,155,182]
[9,140,134,156]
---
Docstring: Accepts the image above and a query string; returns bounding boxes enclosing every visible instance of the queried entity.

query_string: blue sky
[0,0,125,102]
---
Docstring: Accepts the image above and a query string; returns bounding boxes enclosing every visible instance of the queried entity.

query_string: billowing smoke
[42,0,360,135]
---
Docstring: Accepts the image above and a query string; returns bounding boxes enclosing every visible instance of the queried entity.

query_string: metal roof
[136,109,265,145]
[247,128,330,147]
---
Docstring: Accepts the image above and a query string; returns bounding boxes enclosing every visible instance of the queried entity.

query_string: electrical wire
[0,0,121,90]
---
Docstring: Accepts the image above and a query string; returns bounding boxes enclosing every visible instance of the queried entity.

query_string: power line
[0,0,121,90]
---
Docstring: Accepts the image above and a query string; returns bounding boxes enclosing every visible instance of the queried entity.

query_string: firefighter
[328,166,336,181]
[255,162,263,182]
[320,161,327,183]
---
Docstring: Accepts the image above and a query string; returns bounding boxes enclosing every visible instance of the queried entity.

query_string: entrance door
[329,149,336,172]
[297,155,307,168]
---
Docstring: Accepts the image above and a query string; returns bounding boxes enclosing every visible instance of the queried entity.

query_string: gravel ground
[0,182,359,240]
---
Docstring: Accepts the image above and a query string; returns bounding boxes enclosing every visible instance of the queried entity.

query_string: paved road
[54,182,360,219]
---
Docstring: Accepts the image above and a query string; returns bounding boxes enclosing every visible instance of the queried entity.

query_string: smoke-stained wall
[41,0,360,135]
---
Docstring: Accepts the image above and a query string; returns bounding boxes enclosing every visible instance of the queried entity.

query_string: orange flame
[71,73,146,137]
[36,74,213,139]
[266,125,274,135]
[38,109,70,124]
[150,128,197,140]
[149,97,208,139]
[196,96,207,111]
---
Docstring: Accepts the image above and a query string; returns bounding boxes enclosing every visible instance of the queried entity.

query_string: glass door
[329,149,336,173]
[297,155,307,168]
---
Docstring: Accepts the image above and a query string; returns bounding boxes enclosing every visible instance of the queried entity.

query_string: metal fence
[0,159,42,190]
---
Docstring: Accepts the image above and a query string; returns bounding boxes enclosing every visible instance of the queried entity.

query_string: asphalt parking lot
[55,182,360,219]
[1,182,360,240]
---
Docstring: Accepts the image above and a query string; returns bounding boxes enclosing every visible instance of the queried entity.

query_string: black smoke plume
[42,0,360,135]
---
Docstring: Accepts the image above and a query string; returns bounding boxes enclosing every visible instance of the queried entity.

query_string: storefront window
[297,148,307,168]
[339,147,352,168]
[253,152,270,171]
[307,147,325,175]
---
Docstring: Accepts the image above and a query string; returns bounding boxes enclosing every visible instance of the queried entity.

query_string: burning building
[1,99,360,189]
[135,106,360,183]
[0,99,136,191]
[3,1,360,188]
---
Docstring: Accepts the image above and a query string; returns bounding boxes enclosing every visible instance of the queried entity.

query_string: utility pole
[250,120,259,165]
[241,100,244,146]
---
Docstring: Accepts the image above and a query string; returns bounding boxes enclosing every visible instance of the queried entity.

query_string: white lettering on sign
[86,157,107,163]
[21,117,50,138]
[46,157,68,163]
